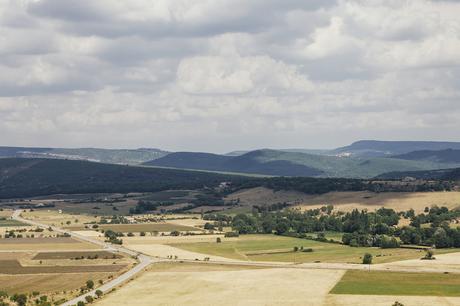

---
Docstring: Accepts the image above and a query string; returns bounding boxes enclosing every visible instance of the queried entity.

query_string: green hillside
[145,149,460,178]
[0,158,246,199]
[0,146,168,165]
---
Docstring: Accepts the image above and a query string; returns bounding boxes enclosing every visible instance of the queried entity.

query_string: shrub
[86,280,94,289]
[362,253,373,264]
[224,231,239,238]
[216,237,221,243]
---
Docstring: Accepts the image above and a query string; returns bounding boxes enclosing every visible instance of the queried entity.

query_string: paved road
[12,210,155,306]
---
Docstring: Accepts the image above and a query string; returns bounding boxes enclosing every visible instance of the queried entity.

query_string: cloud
[0,0,459,152]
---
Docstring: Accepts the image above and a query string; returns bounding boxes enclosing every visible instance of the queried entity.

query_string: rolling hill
[144,149,460,178]
[334,140,460,157]
[144,150,324,176]
[377,167,460,180]
[391,149,460,163]
[0,146,168,165]
[0,158,247,199]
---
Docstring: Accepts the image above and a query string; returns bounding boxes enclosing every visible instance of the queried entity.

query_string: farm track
[12,210,154,306]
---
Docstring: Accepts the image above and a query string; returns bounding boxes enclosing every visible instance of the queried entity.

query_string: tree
[86,280,94,289]
[85,296,94,303]
[362,253,373,264]
[216,237,221,243]
[15,294,27,306]
[95,290,103,298]
[77,301,85,306]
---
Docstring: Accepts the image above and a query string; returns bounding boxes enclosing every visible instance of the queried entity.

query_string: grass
[0,273,113,294]
[99,223,200,233]
[33,251,121,260]
[0,260,126,274]
[170,234,460,264]
[0,219,27,227]
[331,270,460,296]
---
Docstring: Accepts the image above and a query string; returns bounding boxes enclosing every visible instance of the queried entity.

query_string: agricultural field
[0,219,26,227]
[98,223,201,233]
[22,209,99,227]
[170,234,460,264]
[95,263,344,306]
[295,191,460,213]
[0,247,134,303]
[331,270,460,296]
[0,209,13,218]
[0,237,98,251]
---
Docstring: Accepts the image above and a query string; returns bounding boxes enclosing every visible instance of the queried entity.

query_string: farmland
[98,223,201,233]
[96,264,344,306]
[295,191,460,213]
[0,219,26,227]
[0,237,98,251]
[331,270,460,296]
[169,234,459,264]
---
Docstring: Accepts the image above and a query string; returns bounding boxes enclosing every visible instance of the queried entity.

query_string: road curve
[12,210,155,306]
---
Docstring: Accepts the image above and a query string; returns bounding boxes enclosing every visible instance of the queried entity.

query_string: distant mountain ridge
[144,148,460,178]
[391,149,460,163]
[144,150,324,177]
[334,140,460,157]
[0,146,168,165]
[377,167,460,180]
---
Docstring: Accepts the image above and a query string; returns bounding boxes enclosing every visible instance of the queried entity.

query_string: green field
[99,223,201,233]
[331,270,460,296]
[170,234,459,264]
[0,219,27,227]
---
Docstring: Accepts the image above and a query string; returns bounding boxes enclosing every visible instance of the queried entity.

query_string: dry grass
[225,186,315,206]
[0,259,126,274]
[0,273,114,294]
[32,251,121,260]
[22,210,99,227]
[99,223,200,233]
[96,267,345,306]
[0,209,13,218]
[295,191,460,213]
[0,237,98,251]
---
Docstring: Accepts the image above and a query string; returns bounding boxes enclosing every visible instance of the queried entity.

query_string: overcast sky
[1,0,460,153]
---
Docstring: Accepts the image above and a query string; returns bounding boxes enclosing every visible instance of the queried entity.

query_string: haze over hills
[0,146,168,165]
[333,140,460,157]
[145,148,460,178]
[377,167,460,180]
[1,140,460,178]
[391,149,460,163]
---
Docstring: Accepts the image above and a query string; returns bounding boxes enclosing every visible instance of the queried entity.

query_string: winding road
[12,210,460,305]
[12,210,155,306]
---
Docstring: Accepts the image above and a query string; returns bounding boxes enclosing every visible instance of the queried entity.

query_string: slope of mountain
[144,149,460,178]
[0,146,168,165]
[334,140,460,157]
[377,167,460,180]
[391,149,460,163]
[0,158,245,199]
[144,150,324,176]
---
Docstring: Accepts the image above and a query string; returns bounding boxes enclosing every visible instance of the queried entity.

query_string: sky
[1,0,460,153]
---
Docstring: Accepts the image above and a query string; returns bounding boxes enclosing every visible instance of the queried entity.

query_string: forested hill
[391,149,460,163]
[334,140,460,157]
[0,158,246,199]
[377,167,460,180]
